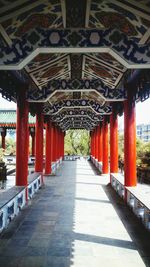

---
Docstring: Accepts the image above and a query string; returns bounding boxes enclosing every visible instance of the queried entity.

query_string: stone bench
[28,172,42,199]
[0,186,26,233]
[0,172,43,233]
[111,173,150,231]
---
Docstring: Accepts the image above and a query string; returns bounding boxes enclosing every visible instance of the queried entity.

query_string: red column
[16,90,29,187]
[57,128,61,160]
[30,129,35,156]
[59,130,61,159]
[59,130,61,158]
[1,128,6,150]
[110,109,118,173]
[95,126,99,160]
[52,125,56,162]
[54,126,57,161]
[97,124,102,162]
[124,90,137,187]
[90,132,93,157]
[93,129,95,158]
[102,117,109,174]
[35,105,44,173]
[45,119,52,175]
[62,131,65,159]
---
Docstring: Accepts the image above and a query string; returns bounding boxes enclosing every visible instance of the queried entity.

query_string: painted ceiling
[0,0,150,130]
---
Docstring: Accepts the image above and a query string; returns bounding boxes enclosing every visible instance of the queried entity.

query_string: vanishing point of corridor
[0,160,149,267]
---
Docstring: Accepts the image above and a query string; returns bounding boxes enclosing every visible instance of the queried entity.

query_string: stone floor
[0,160,150,267]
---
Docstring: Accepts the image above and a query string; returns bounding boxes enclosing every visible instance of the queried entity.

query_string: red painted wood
[110,111,118,173]
[35,106,44,172]
[102,117,109,174]
[124,91,137,187]
[90,132,93,156]
[95,126,99,160]
[56,128,59,160]
[55,127,57,161]
[93,129,95,158]
[16,90,29,187]
[52,125,56,162]
[45,119,52,175]
[62,131,65,158]
[97,125,102,162]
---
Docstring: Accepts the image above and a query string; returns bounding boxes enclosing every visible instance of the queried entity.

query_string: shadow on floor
[103,183,150,267]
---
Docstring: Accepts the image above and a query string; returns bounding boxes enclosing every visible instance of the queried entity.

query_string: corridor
[0,160,149,267]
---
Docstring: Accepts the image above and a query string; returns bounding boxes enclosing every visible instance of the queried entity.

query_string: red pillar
[90,132,93,157]
[102,117,109,174]
[58,128,60,160]
[93,129,95,158]
[62,131,65,159]
[110,109,118,173]
[16,90,29,187]
[1,128,6,150]
[124,90,137,187]
[54,126,57,161]
[52,124,56,162]
[35,105,44,173]
[95,126,99,160]
[59,129,63,158]
[97,124,102,162]
[45,119,52,175]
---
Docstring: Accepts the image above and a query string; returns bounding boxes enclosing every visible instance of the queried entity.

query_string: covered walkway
[0,160,149,267]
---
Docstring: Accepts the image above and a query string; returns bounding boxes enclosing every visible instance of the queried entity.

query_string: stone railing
[64,155,90,161]
[4,156,35,165]
[111,173,150,231]
[90,156,102,172]
[0,172,42,233]
[0,156,63,233]
[90,156,150,231]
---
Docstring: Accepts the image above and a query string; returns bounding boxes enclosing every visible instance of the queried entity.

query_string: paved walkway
[0,160,150,267]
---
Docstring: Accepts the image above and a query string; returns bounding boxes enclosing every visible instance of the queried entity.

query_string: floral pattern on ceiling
[49,92,73,105]
[83,54,125,89]
[1,0,63,40]
[88,0,150,43]
[26,54,71,89]
[49,90,105,106]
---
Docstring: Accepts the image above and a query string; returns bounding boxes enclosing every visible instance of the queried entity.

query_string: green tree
[5,138,16,155]
[118,133,150,167]
[65,130,90,156]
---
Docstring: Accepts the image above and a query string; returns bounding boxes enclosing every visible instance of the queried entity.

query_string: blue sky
[0,95,150,125]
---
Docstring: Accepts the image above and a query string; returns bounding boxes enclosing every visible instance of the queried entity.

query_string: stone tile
[0,239,9,247]
[45,256,70,267]
[19,256,45,267]
[28,238,50,248]
[0,256,22,267]
[8,238,30,247]
[47,246,71,257]
[23,246,47,257]
[1,245,26,256]
[0,161,149,267]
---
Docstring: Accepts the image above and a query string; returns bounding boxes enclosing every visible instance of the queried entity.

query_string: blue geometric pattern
[43,99,112,115]
[58,117,97,131]
[0,28,150,69]
[28,79,126,101]
[51,109,103,122]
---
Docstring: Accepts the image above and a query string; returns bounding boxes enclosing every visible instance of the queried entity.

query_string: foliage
[0,148,4,162]
[118,133,150,167]
[65,129,90,156]
[5,138,16,155]
[118,134,124,161]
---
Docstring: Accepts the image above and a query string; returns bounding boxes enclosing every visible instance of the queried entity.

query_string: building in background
[137,124,150,142]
